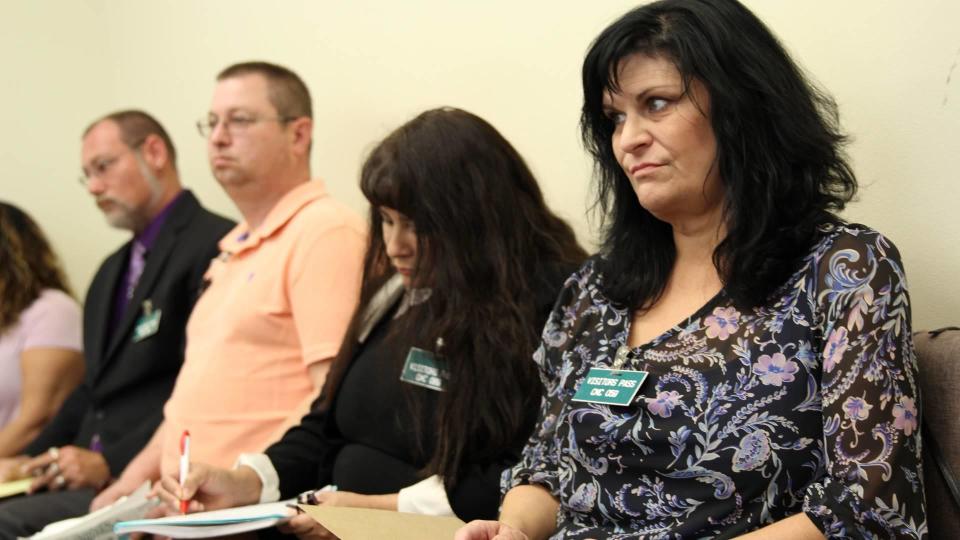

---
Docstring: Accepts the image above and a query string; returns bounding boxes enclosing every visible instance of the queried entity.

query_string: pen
[179,430,190,514]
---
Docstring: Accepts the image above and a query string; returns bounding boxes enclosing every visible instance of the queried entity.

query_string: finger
[144,504,169,519]
[159,471,181,493]
[171,465,207,500]
[152,481,189,512]
[90,486,121,512]
[27,462,61,493]
[23,453,54,473]
[47,474,67,492]
[28,475,50,494]
[284,513,313,532]
[455,521,487,540]
[158,475,201,506]
[453,524,477,540]
[286,514,325,535]
[57,453,82,471]
[61,462,80,482]
[313,491,343,506]
[90,492,109,512]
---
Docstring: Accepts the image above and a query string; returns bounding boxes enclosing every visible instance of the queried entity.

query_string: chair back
[915,327,960,538]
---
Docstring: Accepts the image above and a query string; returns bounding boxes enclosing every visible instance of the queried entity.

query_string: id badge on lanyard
[132,300,162,343]
[572,345,648,406]
[400,343,449,392]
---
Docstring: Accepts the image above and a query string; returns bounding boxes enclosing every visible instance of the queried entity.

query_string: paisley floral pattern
[505,224,927,539]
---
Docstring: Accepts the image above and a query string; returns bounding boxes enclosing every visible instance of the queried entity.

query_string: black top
[265,262,574,520]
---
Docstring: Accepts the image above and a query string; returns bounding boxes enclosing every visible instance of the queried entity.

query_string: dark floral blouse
[505,224,927,539]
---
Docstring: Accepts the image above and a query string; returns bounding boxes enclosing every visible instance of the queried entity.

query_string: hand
[277,513,337,539]
[90,472,145,511]
[455,520,530,540]
[23,446,110,493]
[302,489,397,511]
[152,462,262,514]
[0,455,30,482]
[126,503,176,540]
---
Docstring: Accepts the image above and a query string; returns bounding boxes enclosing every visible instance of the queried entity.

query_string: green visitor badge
[132,300,162,343]
[399,347,448,392]
[572,368,648,406]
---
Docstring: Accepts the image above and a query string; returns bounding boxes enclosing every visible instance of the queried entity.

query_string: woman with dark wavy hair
[153,107,587,538]
[458,0,925,539]
[0,202,83,461]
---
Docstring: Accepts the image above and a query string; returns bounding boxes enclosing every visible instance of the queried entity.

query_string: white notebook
[112,500,295,538]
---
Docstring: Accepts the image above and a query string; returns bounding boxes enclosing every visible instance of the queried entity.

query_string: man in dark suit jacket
[0,110,234,537]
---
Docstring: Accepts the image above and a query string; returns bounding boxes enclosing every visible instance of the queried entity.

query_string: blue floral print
[505,224,926,539]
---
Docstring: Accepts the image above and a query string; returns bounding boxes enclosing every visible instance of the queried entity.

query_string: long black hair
[321,107,586,486]
[581,0,857,309]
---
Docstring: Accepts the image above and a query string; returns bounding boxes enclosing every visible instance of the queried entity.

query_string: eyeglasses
[78,141,145,187]
[196,114,294,138]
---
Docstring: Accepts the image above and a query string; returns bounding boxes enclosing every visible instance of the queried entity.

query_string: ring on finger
[48,461,60,475]
[48,447,59,460]
[55,475,66,488]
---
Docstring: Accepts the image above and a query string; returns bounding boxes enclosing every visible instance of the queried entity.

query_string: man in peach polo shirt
[92,62,366,509]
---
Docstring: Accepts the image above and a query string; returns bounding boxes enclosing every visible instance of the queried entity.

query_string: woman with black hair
[154,107,587,537]
[458,0,925,539]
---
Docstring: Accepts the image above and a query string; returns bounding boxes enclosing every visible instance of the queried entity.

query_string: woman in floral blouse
[456,0,926,539]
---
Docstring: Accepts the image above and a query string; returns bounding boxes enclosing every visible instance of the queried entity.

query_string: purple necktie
[126,241,147,300]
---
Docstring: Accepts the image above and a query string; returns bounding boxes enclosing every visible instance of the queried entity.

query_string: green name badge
[572,368,648,406]
[132,301,162,343]
[399,347,448,392]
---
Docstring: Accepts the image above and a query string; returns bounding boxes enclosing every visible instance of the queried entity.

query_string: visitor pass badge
[400,347,448,391]
[572,368,647,406]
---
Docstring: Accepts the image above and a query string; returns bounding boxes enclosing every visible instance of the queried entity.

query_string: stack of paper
[26,482,154,540]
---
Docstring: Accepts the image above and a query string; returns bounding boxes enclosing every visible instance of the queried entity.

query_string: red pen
[179,430,191,514]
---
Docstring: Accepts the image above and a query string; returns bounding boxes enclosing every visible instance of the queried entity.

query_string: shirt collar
[135,190,185,250]
[220,180,328,254]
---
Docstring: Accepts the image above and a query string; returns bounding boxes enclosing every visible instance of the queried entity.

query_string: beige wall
[3,1,958,329]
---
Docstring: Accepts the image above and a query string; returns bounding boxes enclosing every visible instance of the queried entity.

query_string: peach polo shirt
[160,180,366,474]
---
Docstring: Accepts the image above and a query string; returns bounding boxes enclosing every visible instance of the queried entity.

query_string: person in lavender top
[457,0,925,538]
[0,203,83,459]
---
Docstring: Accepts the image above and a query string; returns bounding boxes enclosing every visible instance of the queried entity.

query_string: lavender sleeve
[20,289,82,352]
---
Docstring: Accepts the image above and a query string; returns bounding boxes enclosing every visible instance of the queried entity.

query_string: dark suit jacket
[26,191,234,475]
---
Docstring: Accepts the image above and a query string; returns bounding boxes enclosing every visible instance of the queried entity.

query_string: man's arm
[271,222,365,444]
